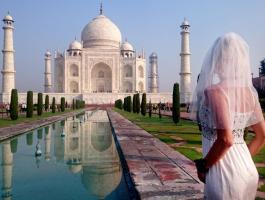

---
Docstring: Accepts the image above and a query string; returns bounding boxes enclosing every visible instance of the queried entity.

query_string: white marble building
[52,10,146,94]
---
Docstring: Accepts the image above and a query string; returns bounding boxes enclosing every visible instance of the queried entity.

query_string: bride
[191,32,265,199]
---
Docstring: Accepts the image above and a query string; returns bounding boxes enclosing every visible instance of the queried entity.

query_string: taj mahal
[0,5,192,104]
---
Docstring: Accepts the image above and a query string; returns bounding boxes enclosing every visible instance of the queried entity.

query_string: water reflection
[0,110,128,200]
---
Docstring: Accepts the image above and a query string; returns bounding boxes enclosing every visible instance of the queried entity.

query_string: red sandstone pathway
[108,110,204,200]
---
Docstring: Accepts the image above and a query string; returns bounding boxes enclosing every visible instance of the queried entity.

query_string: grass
[0,109,84,128]
[258,184,265,192]
[113,108,202,160]
[113,108,265,179]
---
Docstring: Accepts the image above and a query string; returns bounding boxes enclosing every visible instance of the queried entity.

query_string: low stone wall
[0,92,172,105]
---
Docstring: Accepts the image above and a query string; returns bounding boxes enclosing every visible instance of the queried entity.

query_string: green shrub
[61,97,65,112]
[72,99,75,110]
[141,93,146,116]
[260,99,265,110]
[45,95,49,111]
[26,132,33,146]
[52,97,56,113]
[133,94,136,113]
[11,138,18,153]
[26,91,33,118]
[44,126,50,135]
[37,93,43,116]
[127,96,132,112]
[136,93,140,114]
[10,89,18,120]
[115,99,123,109]
[149,100,152,118]
[159,102,162,119]
[37,128,43,139]
[172,83,180,123]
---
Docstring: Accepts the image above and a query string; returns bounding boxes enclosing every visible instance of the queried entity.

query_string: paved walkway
[0,109,86,141]
[108,110,204,200]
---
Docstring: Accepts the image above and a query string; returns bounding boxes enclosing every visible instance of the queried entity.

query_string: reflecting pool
[0,110,131,200]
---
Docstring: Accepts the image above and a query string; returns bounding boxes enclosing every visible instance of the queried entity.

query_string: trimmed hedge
[45,95,49,111]
[37,93,43,116]
[141,93,146,116]
[133,94,136,113]
[52,97,56,113]
[172,83,180,123]
[115,99,123,109]
[10,89,18,120]
[61,97,65,112]
[26,91,33,118]
[136,93,140,114]
[149,100,152,118]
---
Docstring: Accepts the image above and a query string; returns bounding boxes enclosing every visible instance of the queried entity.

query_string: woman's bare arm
[248,121,265,156]
[204,129,234,168]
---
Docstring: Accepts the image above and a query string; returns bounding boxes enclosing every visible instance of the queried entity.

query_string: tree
[45,95,49,111]
[172,83,180,123]
[10,89,18,120]
[52,97,56,113]
[136,93,140,113]
[149,100,152,118]
[26,91,33,118]
[133,94,136,113]
[158,102,162,119]
[141,93,146,116]
[37,93,43,116]
[26,132,33,146]
[61,97,65,112]
[72,99,75,110]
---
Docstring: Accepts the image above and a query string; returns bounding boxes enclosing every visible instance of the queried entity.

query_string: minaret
[1,13,15,94]
[1,141,13,200]
[149,52,159,93]
[44,126,51,161]
[179,18,192,103]
[44,51,52,93]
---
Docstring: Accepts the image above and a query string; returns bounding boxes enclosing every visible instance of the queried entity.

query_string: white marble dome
[81,15,122,49]
[69,40,82,50]
[121,41,134,51]
[3,14,13,21]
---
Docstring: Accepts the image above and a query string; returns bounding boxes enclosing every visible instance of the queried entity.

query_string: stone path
[108,110,204,200]
[0,109,86,141]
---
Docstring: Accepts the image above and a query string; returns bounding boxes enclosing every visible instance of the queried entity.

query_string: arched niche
[91,62,112,93]
[138,81,144,92]
[70,81,79,93]
[70,64,79,77]
[124,81,132,93]
[138,65,144,78]
[124,65,133,77]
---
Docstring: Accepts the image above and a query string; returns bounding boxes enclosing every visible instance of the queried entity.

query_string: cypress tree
[72,99,75,110]
[52,97,56,113]
[172,83,180,123]
[133,94,136,113]
[37,128,43,140]
[26,132,33,146]
[37,93,43,116]
[149,100,152,118]
[159,102,162,119]
[141,93,147,116]
[26,91,33,118]
[44,126,50,135]
[61,97,65,112]
[124,97,127,111]
[10,89,18,120]
[45,95,49,111]
[136,93,140,113]
[11,138,18,153]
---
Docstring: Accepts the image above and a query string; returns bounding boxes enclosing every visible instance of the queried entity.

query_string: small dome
[3,14,13,21]
[45,51,51,57]
[81,15,122,49]
[181,19,190,27]
[121,41,134,51]
[150,52,158,58]
[69,40,82,50]
[68,164,82,174]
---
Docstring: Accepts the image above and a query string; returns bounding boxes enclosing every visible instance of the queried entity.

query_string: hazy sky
[0,0,264,92]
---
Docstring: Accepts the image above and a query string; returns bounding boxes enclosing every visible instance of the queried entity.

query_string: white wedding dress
[199,105,259,200]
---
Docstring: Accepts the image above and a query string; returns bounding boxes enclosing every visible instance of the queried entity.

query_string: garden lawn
[0,109,84,128]
[113,108,202,160]
[113,108,265,178]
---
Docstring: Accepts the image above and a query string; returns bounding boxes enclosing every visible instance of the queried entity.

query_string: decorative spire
[100,1,103,15]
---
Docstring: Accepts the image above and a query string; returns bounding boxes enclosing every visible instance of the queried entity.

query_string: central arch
[91,62,112,93]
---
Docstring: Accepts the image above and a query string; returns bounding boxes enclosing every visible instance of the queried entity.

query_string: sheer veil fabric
[190,32,263,129]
